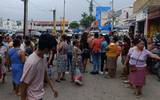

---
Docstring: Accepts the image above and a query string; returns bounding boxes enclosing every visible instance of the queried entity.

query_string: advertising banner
[96,6,112,31]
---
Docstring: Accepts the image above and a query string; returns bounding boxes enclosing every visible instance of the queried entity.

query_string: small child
[71,40,83,85]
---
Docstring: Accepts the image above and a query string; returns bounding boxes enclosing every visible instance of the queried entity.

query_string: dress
[57,41,68,73]
[71,46,82,76]
[0,46,7,74]
[128,47,150,87]
[9,48,24,85]
[80,41,90,60]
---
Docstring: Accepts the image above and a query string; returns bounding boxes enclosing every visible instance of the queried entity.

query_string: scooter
[155,62,160,79]
[151,33,160,80]
[149,49,160,75]
[148,49,160,80]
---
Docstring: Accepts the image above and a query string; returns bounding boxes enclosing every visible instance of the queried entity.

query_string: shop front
[148,9,160,38]
[135,10,147,36]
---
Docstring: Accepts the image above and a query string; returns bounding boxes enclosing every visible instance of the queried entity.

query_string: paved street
[0,60,160,100]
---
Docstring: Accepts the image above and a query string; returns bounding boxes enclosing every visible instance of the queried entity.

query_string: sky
[0,0,135,21]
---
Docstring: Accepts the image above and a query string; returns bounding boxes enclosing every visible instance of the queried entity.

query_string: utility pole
[111,0,114,30]
[62,0,66,35]
[22,0,29,37]
[50,10,56,35]
[89,0,93,16]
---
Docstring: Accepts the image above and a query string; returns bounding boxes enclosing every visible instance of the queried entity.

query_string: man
[20,34,58,100]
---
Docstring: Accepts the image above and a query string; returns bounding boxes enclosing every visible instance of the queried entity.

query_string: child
[71,40,83,85]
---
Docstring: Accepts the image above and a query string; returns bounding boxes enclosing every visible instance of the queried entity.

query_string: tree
[80,12,95,29]
[81,12,87,18]
[69,21,79,29]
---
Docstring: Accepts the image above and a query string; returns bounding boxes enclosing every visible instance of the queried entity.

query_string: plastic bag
[73,67,82,81]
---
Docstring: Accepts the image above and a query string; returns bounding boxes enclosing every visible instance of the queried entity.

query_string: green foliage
[69,21,79,29]
[80,12,95,29]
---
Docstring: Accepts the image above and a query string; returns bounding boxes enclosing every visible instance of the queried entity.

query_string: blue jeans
[92,52,100,72]
[67,53,72,71]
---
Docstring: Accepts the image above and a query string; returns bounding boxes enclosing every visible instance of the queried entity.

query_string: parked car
[30,31,42,38]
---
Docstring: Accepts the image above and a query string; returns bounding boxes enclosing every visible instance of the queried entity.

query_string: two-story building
[29,20,69,32]
[133,0,160,38]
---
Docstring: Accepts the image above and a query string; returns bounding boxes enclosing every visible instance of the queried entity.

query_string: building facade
[0,18,19,30]
[29,21,69,32]
[133,0,160,38]
[0,18,69,33]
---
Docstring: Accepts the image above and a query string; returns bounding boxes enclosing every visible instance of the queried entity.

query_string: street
[0,60,160,100]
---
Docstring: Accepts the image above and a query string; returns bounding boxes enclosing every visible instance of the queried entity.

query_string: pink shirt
[21,52,47,100]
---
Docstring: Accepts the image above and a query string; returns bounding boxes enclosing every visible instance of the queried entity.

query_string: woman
[66,37,73,71]
[124,38,160,96]
[100,35,109,73]
[9,38,26,95]
[106,36,119,78]
[71,40,83,85]
[0,36,8,83]
[121,35,131,78]
[56,34,68,82]
[80,32,90,73]
[90,33,101,74]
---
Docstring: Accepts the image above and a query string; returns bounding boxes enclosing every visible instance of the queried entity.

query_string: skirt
[57,55,67,73]
[129,67,148,87]
[107,57,117,69]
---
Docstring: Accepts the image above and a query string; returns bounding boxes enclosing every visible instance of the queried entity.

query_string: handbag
[130,51,142,72]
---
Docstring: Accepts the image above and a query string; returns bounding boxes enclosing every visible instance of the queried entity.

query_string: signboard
[136,10,147,21]
[148,10,160,19]
[96,6,112,31]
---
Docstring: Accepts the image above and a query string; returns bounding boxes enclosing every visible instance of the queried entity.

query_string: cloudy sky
[0,0,135,21]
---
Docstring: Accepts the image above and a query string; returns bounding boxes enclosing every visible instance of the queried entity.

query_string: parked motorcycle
[149,33,160,79]
[148,49,160,75]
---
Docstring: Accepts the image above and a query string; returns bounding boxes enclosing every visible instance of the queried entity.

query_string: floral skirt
[57,55,67,73]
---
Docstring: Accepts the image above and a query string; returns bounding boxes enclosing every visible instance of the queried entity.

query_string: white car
[30,31,42,37]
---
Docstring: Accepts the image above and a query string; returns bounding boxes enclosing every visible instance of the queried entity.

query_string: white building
[115,6,135,29]
[0,18,69,32]
[0,18,21,31]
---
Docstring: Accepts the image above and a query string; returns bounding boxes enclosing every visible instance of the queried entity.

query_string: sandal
[55,80,61,83]
[60,78,66,81]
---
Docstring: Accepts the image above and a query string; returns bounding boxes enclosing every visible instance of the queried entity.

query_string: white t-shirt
[21,52,47,100]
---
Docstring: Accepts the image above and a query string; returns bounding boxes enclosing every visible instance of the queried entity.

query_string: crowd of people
[0,31,160,99]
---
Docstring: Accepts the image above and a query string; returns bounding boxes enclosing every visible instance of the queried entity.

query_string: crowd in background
[0,31,160,99]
